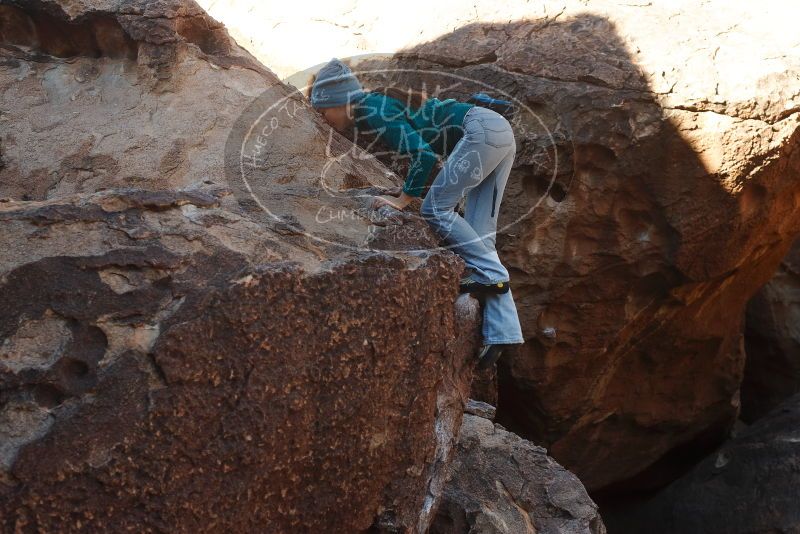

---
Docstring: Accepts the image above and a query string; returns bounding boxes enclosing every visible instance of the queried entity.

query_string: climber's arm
[364,106,438,209]
[373,191,415,210]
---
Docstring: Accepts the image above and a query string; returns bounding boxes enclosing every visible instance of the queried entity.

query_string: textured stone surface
[0,187,482,533]
[603,391,800,534]
[430,413,606,534]
[6,0,800,529]
[0,1,485,531]
[468,362,498,408]
[0,0,402,216]
[221,1,800,491]
[463,399,496,421]
[742,238,800,423]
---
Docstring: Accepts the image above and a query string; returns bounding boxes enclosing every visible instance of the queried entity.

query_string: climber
[309,57,524,370]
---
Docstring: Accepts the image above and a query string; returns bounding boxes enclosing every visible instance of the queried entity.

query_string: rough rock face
[321,3,800,491]
[0,189,484,532]
[0,1,483,531]
[0,0,404,209]
[742,238,800,422]
[603,391,800,534]
[189,0,800,493]
[430,413,606,534]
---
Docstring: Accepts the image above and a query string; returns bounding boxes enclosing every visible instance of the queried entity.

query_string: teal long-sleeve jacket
[352,92,475,197]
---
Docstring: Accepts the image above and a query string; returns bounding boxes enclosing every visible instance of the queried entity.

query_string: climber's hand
[379,185,402,197]
[372,193,410,211]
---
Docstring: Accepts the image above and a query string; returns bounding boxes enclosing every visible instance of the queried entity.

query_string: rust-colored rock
[0,187,481,533]
[343,6,800,491]
[742,238,800,423]
[0,1,485,531]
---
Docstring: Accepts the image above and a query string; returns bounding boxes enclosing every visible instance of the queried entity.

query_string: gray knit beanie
[310,58,365,108]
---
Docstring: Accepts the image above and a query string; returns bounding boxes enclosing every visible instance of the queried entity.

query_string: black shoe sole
[459,280,510,295]
[476,345,504,370]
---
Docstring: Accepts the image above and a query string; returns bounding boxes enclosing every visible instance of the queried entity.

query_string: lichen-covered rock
[742,238,800,422]
[604,391,800,534]
[0,187,481,533]
[430,413,606,534]
[0,1,484,531]
[0,187,477,532]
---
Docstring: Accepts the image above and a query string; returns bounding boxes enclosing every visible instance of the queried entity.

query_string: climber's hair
[305,72,317,99]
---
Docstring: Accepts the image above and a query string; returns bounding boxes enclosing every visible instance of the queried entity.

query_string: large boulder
[0,188,481,532]
[742,238,800,422]
[603,391,800,533]
[214,1,800,491]
[430,413,606,534]
[0,1,483,531]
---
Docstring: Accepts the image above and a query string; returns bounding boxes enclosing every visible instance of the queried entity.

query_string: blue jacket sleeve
[363,101,438,198]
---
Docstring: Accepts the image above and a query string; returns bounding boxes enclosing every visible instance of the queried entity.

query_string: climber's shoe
[476,344,506,370]
[459,276,510,295]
